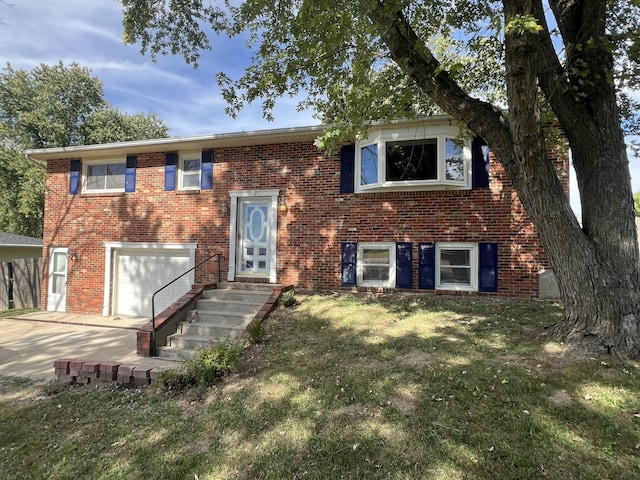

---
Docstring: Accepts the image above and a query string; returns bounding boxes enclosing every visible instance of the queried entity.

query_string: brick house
[27,117,565,318]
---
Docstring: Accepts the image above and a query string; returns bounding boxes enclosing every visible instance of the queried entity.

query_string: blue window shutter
[340,144,355,194]
[396,242,413,288]
[418,242,436,290]
[472,137,490,189]
[125,155,137,192]
[341,242,357,287]
[164,153,177,191]
[479,242,498,292]
[69,159,81,194]
[201,150,214,190]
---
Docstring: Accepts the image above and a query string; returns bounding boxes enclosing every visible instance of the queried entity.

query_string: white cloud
[0,0,317,138]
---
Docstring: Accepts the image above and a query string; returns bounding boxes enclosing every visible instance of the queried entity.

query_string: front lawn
[1,293,638,479]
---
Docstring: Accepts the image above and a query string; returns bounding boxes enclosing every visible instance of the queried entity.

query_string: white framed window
[83,159,126,192]
[355,126,471,192]
[436,242,478,291]
[179,152,201,190]
[357,242,396,288]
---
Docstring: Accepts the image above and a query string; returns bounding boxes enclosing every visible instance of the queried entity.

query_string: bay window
[355,126,471,192]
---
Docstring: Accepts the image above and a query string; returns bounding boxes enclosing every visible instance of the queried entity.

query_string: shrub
[156,340,244,390]
[247,320,265,344]
[280,289,297,307]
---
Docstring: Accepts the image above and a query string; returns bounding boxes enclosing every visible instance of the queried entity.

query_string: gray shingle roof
[0,232,43,247]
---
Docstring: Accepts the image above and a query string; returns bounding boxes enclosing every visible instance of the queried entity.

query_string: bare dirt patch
[396,350,439,367]
[548,389,574,407]
[389,393,416,416]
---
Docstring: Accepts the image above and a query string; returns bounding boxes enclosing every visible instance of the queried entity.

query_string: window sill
[80,191,125,197]
[359,281,395,289]
[356,183,470,194]
[436,285,478,292]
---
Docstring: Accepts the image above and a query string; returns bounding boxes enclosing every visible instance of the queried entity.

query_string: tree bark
[368,0,640,357]
[503,0,640,356]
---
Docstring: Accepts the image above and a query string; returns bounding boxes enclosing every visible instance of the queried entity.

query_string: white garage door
[115,249,192,317]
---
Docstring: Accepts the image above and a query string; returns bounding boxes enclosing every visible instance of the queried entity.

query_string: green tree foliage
[84,107,168,144]
[119,0,640,357]
[0,62,104,148]
[0,62,170,238]
[635,192,640,217]
[119,0,637,143]
[0,144,44,238]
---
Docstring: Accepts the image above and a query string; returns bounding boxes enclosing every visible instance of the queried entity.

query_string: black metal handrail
[150,253,223,356]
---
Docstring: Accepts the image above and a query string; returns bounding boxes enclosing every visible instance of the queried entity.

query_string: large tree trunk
[369,0,640,357]
[500,0,640,357]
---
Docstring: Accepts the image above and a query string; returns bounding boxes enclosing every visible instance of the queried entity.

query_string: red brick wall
[42,141,567,314]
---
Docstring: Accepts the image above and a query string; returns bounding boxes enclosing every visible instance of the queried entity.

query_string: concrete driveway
[0,312,178,380]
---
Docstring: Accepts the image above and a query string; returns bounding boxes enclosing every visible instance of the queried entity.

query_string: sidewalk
[0,312,179,380]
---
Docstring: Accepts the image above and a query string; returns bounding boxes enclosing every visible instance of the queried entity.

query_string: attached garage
[106,243,196,318]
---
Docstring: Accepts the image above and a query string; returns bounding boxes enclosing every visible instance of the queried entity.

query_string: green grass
[0,307,38,319]
[1,293,639,479]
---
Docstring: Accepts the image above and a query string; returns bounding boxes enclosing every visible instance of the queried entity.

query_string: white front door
[237,198,271,277]
[47,247,68,312]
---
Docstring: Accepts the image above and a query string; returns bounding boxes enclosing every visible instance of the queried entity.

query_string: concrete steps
[156,283,273,361]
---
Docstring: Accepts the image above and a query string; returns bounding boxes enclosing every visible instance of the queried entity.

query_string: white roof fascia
[25,116,457,161]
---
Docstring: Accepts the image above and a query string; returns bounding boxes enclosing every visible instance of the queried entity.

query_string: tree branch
[365,2,515,158]
[530,0,585,122]
[0,0,14,25]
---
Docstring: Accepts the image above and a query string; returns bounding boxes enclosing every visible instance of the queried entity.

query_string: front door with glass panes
[47,247,68,311]
[237,199,271,277]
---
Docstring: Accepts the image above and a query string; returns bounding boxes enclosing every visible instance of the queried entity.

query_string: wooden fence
[0,258,42,310]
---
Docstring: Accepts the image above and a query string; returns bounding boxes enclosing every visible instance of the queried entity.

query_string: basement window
[357,242,396,288]
[436,242,478,291]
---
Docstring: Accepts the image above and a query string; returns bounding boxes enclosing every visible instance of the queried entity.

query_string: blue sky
[1,0,638,215]
[0,0,317,135]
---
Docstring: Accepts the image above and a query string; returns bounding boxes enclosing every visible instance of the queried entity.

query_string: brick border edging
[53,284,295,387]
[241,284,293,341]
[52,358,174,387]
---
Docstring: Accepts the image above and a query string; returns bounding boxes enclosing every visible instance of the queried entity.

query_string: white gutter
[25,124,327,160]
[24,115,457,161]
